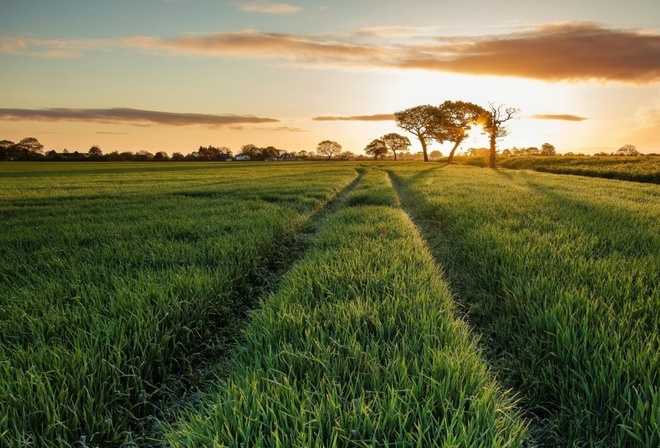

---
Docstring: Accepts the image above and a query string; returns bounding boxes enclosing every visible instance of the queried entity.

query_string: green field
[1,162,659,447]
[452,155,660,184]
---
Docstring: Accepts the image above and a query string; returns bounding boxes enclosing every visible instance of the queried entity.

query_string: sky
[1,0,659,156]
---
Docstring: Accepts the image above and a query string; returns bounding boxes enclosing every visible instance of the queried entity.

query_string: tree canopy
[316,140,342,160]
[381,133,411,161]
[616,144,639,156]
[364,139,388,160]
[434,101,487,163]
[394,105,440,162]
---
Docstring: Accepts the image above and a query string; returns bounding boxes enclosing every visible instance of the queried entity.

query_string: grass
[3,161,658,447]
[388,163,660,446]
[449,155,660,183]
[0,162,357,447]
[162,168,529,447]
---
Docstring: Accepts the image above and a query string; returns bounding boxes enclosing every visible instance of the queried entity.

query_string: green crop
[163,168,529,447]
[388,163,660,446]
[0,162,357,447]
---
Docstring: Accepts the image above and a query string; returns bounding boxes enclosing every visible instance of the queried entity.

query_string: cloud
[124,23,660,83]
[354,26,443,39]
[238,3,302,14]
[4,22,659,83]
[0,108,279,128]
[271,126,307,132]
[0,36,112,58]
[123,32,394,66]
[529,114,587,121]
[312,114,395,121]
[399,23,660,83]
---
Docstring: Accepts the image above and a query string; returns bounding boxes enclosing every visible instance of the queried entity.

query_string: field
[451,155,660,184]
[1,162,659,447]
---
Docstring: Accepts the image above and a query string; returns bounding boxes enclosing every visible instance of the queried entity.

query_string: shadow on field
[522,179,658,258]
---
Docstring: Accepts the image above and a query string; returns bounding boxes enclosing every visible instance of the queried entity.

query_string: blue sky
[1,0,659,155]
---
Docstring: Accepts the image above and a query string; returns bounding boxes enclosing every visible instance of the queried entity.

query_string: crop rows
[389,164,660,446]
[2,162,658,447]
[162,168,528,446]
[0,162,357,446]
[456,155,660,184]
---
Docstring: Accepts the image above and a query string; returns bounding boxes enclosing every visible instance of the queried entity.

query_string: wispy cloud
[0,108,279,128]
[529,114,588,121]
[354,26,444,39]
[0,36,113,58]
[312,114,395,121]
[237,3,302,14]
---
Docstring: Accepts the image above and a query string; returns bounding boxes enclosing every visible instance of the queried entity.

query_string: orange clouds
[126,23,659,83]
[530,114,587,121]
[238,3,303,14]
[2,23,659,83]
[313,114,395,121]
[402,23,660,83]
[124,32,394,66]
[0,108,279,127]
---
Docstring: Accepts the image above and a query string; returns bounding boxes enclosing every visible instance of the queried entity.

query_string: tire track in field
[384,168,541,446]
[162,169,366,398]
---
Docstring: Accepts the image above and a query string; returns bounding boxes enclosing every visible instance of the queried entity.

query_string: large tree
[13,137,44,159]
[434,100,488,163]
[0,140,15,160]
[381,133,411,161]
[316,140,342,160]
[364,139,388,160]
[484,104,519,168]
[394,105,440,162]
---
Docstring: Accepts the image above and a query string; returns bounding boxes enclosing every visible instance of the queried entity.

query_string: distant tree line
[1,117,651,165]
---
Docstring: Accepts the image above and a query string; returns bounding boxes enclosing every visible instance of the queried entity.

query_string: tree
[616,144,639,156]
[394,105,441,162]
[0,140,15,160]
[540,143,557,156]
[241,144,262,159]
[154,151,170,161]
[381,133,411,161]
[316,140,342,160]
[14,137,44,159]
[429,150,443,160]
[484,104,519,168]
[434,100,488,163]
[88,145,103,157]
[364,139,388,160]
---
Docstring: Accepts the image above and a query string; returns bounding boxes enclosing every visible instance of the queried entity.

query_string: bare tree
[364,139,388,160]
[394,105,440,162]
[434,101,487,163]
[484,104,519,168]
[381,133,411,161]
[316,140,342,160]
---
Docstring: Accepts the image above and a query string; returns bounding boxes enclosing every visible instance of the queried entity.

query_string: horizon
[1,0,659,156]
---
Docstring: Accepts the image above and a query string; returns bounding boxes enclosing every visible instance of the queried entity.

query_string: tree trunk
[447,137,464,163]
[420,138,428,162]
[489,132,497,168]
[393,151,397,161]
